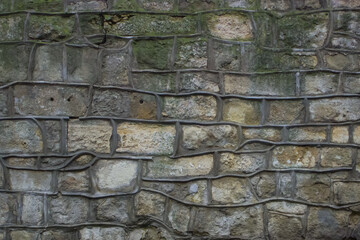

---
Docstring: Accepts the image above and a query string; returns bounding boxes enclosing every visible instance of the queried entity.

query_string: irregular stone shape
[179,0,220,11]
[139,0,175,11]
[179,72,220,93]
[251,173,276,199]
[9,231,38,240]
[330,36,359,50]
[168,202,190,233]
[0,193,18,224]
[41,230,76,240]
[0,120,43,154]
[309,98,360,122]
[260,0,291,10]
[132,39,173,70]
[128,227,174,240]
[207,13,252,40]
[213,41,241,71]
[193,206,263,238]
[343,75,360,94]
[67,0,107,11]
[335,12,360,36]
[212,177,255,204]
[0,14,25,41]
[320,147,353,168]
[67,120,112,153]
[58,171,89,192]
[332,0,360,7]
[278,13,328,48]
[266,201,307,215]
[272,146,318,168]
[224,73,296,96]
[14,84,88,117]
[40,157,67,169]
[288,126,327,142]
[94,196,130,223]
[334,181,360,204]
[29,15,75,41]
[331,126,349,143]
[104,14,196,36]
[324,53,360,71]
[78,14,104,36]
[135,191,166,218]
[9,170,52,191]
[90,89,156,119]
[182,125,238,151]
[33,44,63,82]
[223,99,261,125]
[296,173,330,203]
[0,44,30,83]
[79,227,126,240]
[279,173,292,197]
[117,122,176,155]
[243,127,282,141]
[145,155,213,178]
[354,125,360,144]
[300,72,338,95]
[22,194,43,225]
[306,207,350,240]
[294,0,322,9]
[219,153,266,174]
[268,213,304,240]
[94,159,138,193]
[100,50,130,86]
[49,196,88,224]
[268,100,305,124]
[175,38,207,68]
[162,95,217,121]
[133,73,176,92]
[13,0,63,11]
[0,90,7,116]
[40,120,61,153]
[67,47,98,83]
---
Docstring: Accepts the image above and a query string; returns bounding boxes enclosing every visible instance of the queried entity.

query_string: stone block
[179,72,220,93]
[331,126,349,143]
[334,181,360,205]
[175,38,207,69]
[49,196,88,224]
[132,72,176,92]
[219,153,266,174]
[251,173,276,199]
[79,227,126,240]
[0,14,25,41]
[300,72,338,95]
[139,0,175,11]
[267,100,305,124]
[268,213,304,240]
[272,146,318,168]
[58,171,90,192]
[243,127,282,141]
[67,47,99,83]
[93,196,130,223]
[0,193,18,224]
[32,44,63,82]
[0,44,30,83]
[288,126,327,142]
[320,147,353,168]
[9,170,52,191]
[100,50,130,86]
[135,191,166,218]
[167,201,190,233]
[296,173,330,203]
[22,194,43,225]
[223,99,261,125]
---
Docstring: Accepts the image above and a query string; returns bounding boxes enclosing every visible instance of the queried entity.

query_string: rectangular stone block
[268,213,303,240]
[162,95,217,121]
[296,173,330,203]
[58,170,89,192]
[67,120,113,153]
[272,146,318,168]
[13,0,63,11]
[331,126,349,143]
[320,147,353,168]
[353,125,360,144]
[93,196,131,223]
[168,201,190,233]
[175,38,207,69]
[117,122,176,155]
[300,72,338,95]
[182,124,238,151]
[0,89,8,116]
[135,191,166,218]
[40,120,61,153]
[139,0,175,11]
[79,227,126,240]
[288,126,327,142]
[223,99,261,125]
[267,100,305,124]
[90,89,156,119]
[212,177,256,204]
[67,0,107,11]
[334,181,360,205]
[251,173,276,199]
[0,120,43,154]
[219,153,266,174]
[309,97,360,122]
[22,194,43,225]
[213,41,241,71]
[32,44,63,82]
[332,0,360,7]
[0,44,30,83]
[324,52,360,71]
[260,0,291,10]
[9,170,52,191]
[179,72,220,93]
[49,196,88,224]
[133,72,176,92]
[343,74,360,94]
[144,155,213,178]
[100,50,130,86]
[0,193,17,224]
[330,36,360,50]
[14,84,88,117]
[0,14,25,41]
[179,0,220,11]
[243,127,282,141]
[224,73,296,96]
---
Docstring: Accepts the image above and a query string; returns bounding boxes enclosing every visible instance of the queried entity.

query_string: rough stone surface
[343,75,360,94]
[272,146,318,168]
[212,177,256,204]
[67,47,99,83]
[133,73,176,92]
[79,227,126,240]
[175,38,207,68]
[288,126,327,142]
[0,193,17,224]
[94,197,130,223]
[9,170,52,191]
[135,191,166,218]
[334,181,360,204]
[296,174,331,203]
[179,72,220,93]
[58,171,90,192]
[267,100,305,124]
[243,127,282,141]
[168,202,190,233]
[301,73,338,95]
[331,126,349,143]
[33,44,63,82]
[0,44,30,83]
[320,147,353,168]
[219,153,265,174]
[49,196,88,224]
[268,213,304,240]
[100,50,130,86]
[22,195,43,225]
[251,173,276,199]
[0,15,25,41]
[223,99,261,125]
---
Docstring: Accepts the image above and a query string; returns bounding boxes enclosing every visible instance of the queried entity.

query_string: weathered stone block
[0,89,8,116]
[9,170,52,191]
[139,0,175,11]
[179,0,220,11]
[334,181,360,204]
[330,36,359,50]
[179,72,220,93]
[267,100,305,124]
[309,98,360,122]
[79,14,104,35]
[260,0,291,10]
[133,73,176,92]
[266,201,307,215]
[353,125,360,144]
[206,13,253,41]
[0,44,30,83]
[224,0,257,8]
[182,124,238,151]
[320,147,353,168]
[9,231,38,240]
[32,44,63,82]
[219,153,266,174]
[0,120,43,153]
[168,201,190,233]
[145,155,213,178]
[22,194,43,225]
[135,191,166,218]
[5,157,37,167]
[67,0,107,11]
[94,196,130,223]
[14,84,88,116]
[343,74,360,94]
[117,122,176,155]
[324,53,360,71]
[296,173,330,203]
[279,173,292,197]
[0,14,25,41]
[224,73,296,96]
[94,159,138,193]
[41,230,76,240]
[29,15,75,41]
[0,164,3,187]
[79,227,126,240]
[40,157,67,169]
[162,95,217,121]
[0,193,18,224]
[100,50,130,86]
[288,126,327,142]
[251,173,276,199]
[331,126,349,143]
[90,89,156,119]
[49,196,88,224]
[212,177,256,204]
[272,146,318,168]
[223,99,261,125]
[58,171,89,192]
[67,47,99,83]
[332,0,360,7]
[213,41,241,71]
[294,0,322,9]
[128,227,173,240]
[300,72,338,95]
[335,12,360,36]
[13,0,63,11]
[175,38,207,68]
[67,120,113,153]
[268,213,304,240]
[243,127,282,141]
[40,120,61,153]
[193,206,263,238]
[104,14,196,36]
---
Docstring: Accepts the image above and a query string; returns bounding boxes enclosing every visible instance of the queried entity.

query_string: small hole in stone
[139,99,144,104]
[50,97,54,101]
[67,97,72,102]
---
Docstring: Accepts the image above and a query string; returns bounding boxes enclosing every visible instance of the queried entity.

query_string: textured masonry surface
[1,0,360,239]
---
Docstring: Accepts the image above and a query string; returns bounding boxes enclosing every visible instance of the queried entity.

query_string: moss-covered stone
[213,41,241,71]
[335,11,360,36]
[79,14,104,36]
[175,37,207,68]
[0,14,25,41]
[179,72,220,93]
[67,46,99,83]
[261,0,291,10]
[253,13,275,47]
[67,0,107,11]
[132,39,173,69]
[111,0,139,10]
[13,0,63,12]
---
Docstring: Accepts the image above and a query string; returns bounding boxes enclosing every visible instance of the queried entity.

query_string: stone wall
[0,0,360,239]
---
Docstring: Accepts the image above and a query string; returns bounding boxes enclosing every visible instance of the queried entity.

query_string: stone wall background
[1,0,360,239]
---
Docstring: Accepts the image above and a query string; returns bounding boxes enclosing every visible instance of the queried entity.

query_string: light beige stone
[135,191,166,218]
[353,125,360,144]
[320,147,353,168]
[223,99,261,125]
[334,181,360,204]
[219,153,265,174]
[288,126,327,142]
[9,170,52,191]
[168,202,190,233]
[243,127,282,141]
[211,177,255,204]
[266,201,307,215]
[272,146,318,168]
[58,171,89,192]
